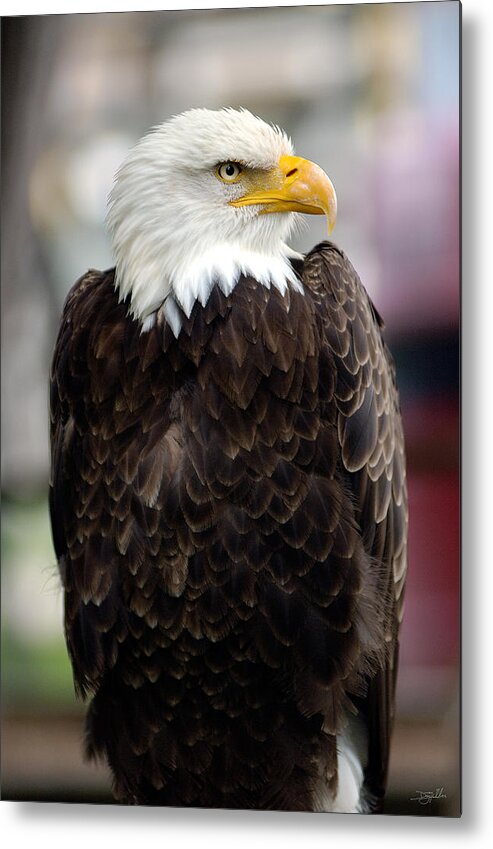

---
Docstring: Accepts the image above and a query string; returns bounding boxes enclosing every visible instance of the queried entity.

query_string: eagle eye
[216,162,242,183]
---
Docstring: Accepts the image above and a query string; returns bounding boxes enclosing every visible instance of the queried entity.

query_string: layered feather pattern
[49,241,407,811]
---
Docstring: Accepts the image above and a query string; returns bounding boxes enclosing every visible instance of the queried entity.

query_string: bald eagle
[49,108,407,813]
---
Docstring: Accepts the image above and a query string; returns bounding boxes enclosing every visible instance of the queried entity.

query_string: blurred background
[1,2,460,815]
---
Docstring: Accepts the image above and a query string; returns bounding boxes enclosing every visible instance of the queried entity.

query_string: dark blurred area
[1,3,460,815]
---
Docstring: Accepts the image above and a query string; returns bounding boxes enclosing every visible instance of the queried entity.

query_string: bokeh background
[1,2,460,815]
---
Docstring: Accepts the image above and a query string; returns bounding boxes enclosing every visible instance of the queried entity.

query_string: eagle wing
[302,242,408,810]
[49,268,185,698]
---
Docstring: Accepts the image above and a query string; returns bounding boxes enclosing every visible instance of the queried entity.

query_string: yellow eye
[216,162,242,183]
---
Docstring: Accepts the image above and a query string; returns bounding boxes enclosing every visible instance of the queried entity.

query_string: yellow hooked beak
[230,155,337,234]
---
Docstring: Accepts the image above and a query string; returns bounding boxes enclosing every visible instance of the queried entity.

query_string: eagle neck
[116,243,304,337]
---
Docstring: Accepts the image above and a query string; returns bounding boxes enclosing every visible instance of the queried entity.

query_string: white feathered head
[107,108,336,328]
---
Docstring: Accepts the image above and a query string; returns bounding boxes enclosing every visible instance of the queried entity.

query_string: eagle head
[107,108,337,329]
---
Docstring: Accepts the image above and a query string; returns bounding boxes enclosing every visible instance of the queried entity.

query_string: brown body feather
[49,241,407,811]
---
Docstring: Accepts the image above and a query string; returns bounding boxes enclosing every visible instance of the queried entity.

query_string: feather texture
[49,241,407,811]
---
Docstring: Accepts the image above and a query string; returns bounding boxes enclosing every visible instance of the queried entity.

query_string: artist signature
[410,788,447,805]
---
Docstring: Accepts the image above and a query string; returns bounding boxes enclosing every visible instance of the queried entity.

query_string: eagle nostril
[286,168,298,178]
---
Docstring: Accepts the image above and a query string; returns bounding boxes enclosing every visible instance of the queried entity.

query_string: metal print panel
[1,0,460,817]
